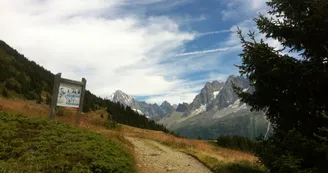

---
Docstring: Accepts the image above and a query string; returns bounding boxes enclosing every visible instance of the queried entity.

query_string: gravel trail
[126,137,213,173]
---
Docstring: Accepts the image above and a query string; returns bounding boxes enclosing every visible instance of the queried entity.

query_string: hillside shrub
[0,112,136,173]
[24,91,39,100]
[36,95,42,104]
[216,134,257,153]
[55,107,65,116]
[2,88,8,98]
[104,119,120,130]
[5,78,21,93]
[46,94,52,105]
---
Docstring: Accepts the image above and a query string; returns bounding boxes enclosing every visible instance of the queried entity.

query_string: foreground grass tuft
[0,111,136,173]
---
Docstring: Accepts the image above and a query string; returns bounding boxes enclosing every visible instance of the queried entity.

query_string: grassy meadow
[0,97,267,173]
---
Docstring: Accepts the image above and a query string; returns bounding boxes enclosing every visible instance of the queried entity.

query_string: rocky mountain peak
[225,75,249,87]
[184,80,224,115]
[208,75,249,110]
[107,90,175,118]
[160,101,175,115]
[176,103,189,112]
[161,101,170,106]
[109,90,135,105]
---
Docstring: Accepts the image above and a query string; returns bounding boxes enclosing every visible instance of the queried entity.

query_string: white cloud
[146,92,197,104]
[220,0,269,21]
[175,47,230,56]
[196,29,232,37]
[0,0,278,105]
[0,0,201,104]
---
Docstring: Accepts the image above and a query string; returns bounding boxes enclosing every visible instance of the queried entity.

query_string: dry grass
[0,97,266,173]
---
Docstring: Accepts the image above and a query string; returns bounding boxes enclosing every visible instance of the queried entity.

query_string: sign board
[57,83,82,108]
[49,73,87,126]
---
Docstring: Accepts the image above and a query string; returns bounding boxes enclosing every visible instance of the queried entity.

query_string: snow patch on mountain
[190,104,207,116]
[132,108,144,115]
[213,88,222,99]
[213,99,248,118]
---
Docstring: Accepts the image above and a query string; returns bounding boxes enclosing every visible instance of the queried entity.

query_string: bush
[5,78,21,93]
[24,91,39,100]
[2,88,9,98]
[104,119,120,130]
[55,107,65,116]
[0,112,136,173]
[46,94,52,105]
[216,134,257,153]
[36,95,42,104]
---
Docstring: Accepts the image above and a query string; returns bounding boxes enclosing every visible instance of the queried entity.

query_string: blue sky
[0,0,273,104]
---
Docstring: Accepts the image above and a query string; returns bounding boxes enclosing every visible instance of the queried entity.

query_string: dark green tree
[106,101,170,133]
[46,94,52,105]
[234,0,328,172]
[314,114,328,164]
[36,95,43,104]
[2,88,9,98]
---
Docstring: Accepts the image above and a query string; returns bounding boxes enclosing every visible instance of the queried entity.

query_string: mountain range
[107,75,271,139]
[106,90,175,118]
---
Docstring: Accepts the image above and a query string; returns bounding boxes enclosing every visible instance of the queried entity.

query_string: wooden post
[50,73,61,120]
[76,78,87,126]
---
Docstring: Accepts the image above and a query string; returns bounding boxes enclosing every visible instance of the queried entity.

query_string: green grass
[0,112,136,173]
[213,160,267,173]
[185,150,267,173]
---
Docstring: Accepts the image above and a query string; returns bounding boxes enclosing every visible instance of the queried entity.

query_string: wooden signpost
[49,73,87,126]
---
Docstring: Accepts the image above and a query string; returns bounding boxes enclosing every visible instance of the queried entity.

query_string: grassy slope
[0,97,267,173]
[0,112,136,173]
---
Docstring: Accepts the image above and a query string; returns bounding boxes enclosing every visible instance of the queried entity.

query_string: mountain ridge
[107,89,175,118]
[106,76,269,139]
[156,76,269,139]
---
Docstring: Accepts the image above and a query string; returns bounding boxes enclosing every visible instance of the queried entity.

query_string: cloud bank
[0,0,272,104]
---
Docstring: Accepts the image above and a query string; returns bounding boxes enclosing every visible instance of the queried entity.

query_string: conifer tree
[2,88,9,98]
[234,0,328,172]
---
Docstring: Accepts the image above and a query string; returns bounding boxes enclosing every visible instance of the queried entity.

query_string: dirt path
[126,137,212,173]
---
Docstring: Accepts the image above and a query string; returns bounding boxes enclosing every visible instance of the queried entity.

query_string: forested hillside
[107,101,170,132]
[0,40,53,101]
[0,40,170,133]
[0,40,108,112]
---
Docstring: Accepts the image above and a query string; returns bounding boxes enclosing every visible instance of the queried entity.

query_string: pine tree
[234,0,328,172]
[2,88,8,98]
[36,95,42,104]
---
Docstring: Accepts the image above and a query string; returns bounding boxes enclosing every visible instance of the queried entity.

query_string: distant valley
[107,75,270,139]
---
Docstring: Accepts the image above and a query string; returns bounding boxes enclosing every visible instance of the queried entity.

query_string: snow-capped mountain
[157,75,269,139]
[107,90,175,117]
[108,90,135,106]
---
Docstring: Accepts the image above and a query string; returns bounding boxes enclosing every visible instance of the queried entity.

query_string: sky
[0,0,273,105]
